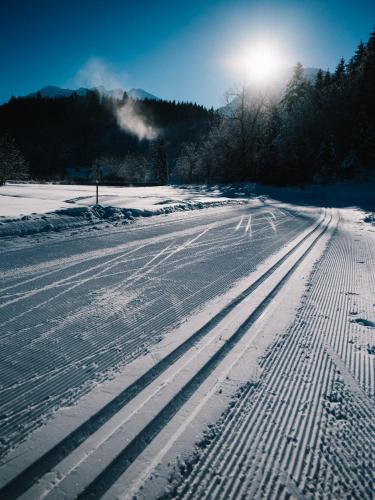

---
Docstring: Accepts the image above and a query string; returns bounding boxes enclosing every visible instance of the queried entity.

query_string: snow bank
[0,183,245,218]
[0,183,251,238]
[0,199,246,238]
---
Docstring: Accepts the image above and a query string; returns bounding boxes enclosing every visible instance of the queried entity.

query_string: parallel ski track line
[168,235,341,498]
[0,217,306,400]
[0,211,328,498]
[0,221,300,392]
[173,230,343,500]
[0,227,291,407]
[0,214,296,335]
[0,219,312,457]
[187,241,347,499]
[0,219,314,440]
[75,212,332,500]
[173,214,374,500]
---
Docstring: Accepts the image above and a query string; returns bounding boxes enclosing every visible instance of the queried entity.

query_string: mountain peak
[26,86,160,101]
[127,88,160,101]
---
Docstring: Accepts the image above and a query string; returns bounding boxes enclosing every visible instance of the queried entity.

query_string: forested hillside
[0,92,214,181]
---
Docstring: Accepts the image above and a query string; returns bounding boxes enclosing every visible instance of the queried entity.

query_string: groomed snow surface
[0,184,251,242]
[0,183,374,499]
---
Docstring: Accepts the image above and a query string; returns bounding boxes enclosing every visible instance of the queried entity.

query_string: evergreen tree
[363,29,375,87]
[323,70,332,87]
[314,69,325,92]
[333,57,346,85]
[281,62,310,112]
[347,41,367,79]
[0,136,29,185]
[150,139,168,184]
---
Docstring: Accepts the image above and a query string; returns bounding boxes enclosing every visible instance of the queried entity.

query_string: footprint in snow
[350,318,375,328]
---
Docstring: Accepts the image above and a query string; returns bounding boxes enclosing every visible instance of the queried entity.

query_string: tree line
[174,29,375,185]
[0,91,214,183]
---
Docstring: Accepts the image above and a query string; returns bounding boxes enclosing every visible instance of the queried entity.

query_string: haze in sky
[1,0,374,107]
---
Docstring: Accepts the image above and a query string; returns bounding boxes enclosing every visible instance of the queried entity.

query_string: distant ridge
[26,85,160,101]
[127,88,160,100]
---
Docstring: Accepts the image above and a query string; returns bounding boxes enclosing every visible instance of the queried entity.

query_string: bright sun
[245,45,279,82]
[229,41,286,85]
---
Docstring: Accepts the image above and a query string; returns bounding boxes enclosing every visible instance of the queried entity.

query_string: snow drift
[0,200,246,238]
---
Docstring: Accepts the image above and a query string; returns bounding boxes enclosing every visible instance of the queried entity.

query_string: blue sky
[1,0,374,107]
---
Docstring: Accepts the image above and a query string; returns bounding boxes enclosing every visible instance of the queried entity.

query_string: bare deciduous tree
[174,142,199,183]
[221,86,267,181]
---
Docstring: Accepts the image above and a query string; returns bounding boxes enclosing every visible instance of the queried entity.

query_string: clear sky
[1,0,374,107]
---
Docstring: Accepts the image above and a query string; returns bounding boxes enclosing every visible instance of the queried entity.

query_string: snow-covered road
[0,200,373,499]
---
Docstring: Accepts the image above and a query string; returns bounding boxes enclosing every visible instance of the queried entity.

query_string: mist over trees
[0,29,374,186]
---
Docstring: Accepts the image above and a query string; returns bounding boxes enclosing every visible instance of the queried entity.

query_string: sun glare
[245,45,279,82]
[229,40,287,85]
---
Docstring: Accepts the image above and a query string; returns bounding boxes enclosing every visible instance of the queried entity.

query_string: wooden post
[95,160,99,205]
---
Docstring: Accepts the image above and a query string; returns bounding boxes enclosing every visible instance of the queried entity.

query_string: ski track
[4,204,371,500]
[164,212,375,500]
[0,208,330,500]
[0,206,315,461]
[44,209,332,500]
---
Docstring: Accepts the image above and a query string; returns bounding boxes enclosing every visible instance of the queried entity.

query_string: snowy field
[0,183,374,499]
[0,183,251,242]
[0,183,244,217]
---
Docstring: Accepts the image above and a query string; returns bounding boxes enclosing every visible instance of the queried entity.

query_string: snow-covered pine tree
[281,62,310,112]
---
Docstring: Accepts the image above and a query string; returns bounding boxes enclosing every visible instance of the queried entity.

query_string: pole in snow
[95,160,100,205]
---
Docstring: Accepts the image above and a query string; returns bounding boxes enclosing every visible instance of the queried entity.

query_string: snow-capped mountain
[27,85,88,98]
[127,88,160,100]
[26,85,160,101]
